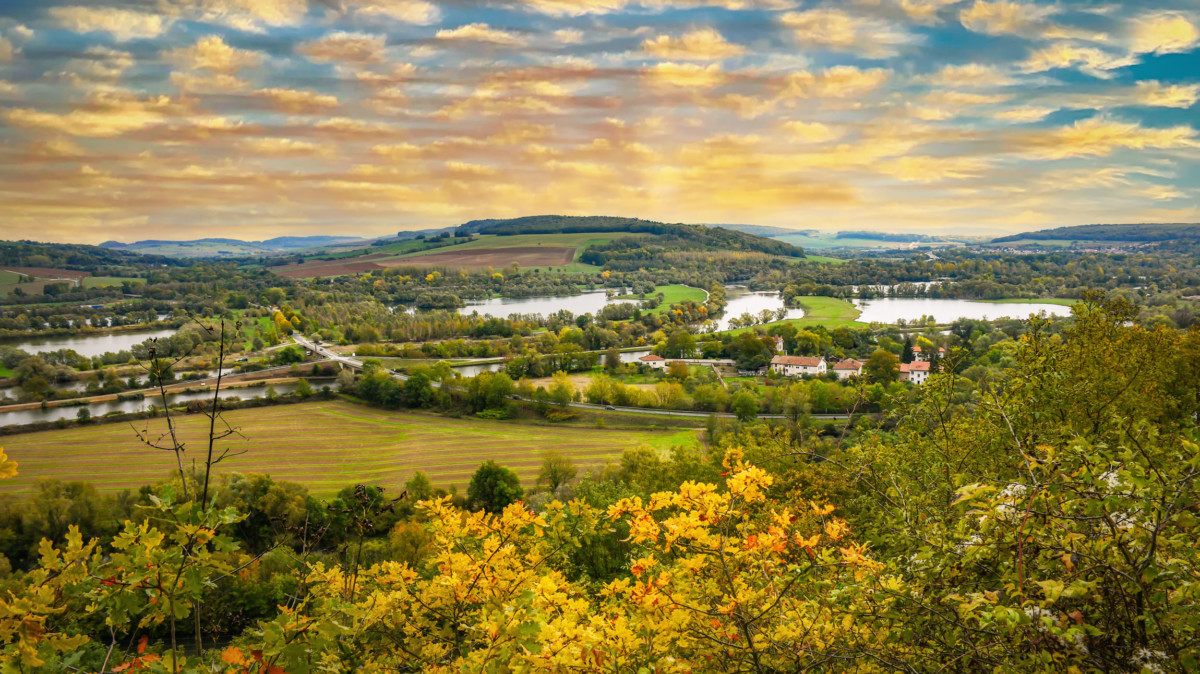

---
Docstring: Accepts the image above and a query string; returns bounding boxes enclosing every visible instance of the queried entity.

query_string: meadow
[723,295,865,335]
[0,400,699,497]
[616,284,708,314]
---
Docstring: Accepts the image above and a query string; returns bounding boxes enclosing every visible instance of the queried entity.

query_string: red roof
[639,354,665,361]
[900,361,932,372]
[771,355,824,367]
[833,359,863,370]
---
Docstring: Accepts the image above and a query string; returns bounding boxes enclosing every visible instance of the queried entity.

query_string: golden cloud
[642,28,745,61]
[1020,116,1197,159]
[1134,81,1200,109]
[238,137,331,156]
[782,66,890,98]
[782,121,843,143]
[959,1,1054,36]
[0,36,12,62]
[644,62,727,89]
[348,0,441,24]
[781,8,915,57]
[1131,13,1200,55]
[1021,43,1135,77]
[49,7,170,41]
[299,31,387,63]
[921,63,1014,88]
[3,93,187,137]
[878,156,988,182]
[163,35,263,74]
[258,88,340,113]
[436,23,526,46]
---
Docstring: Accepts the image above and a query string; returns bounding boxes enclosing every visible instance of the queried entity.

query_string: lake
[458,290,634,319]
[9,329,177,358]
[714,288,804,331]
[853,298,1072,324]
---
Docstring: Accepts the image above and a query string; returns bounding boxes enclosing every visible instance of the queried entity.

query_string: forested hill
[455,215,806,258]
[993,222,1200,243]
[0,240,185,270]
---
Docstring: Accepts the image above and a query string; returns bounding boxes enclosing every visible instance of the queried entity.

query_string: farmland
[724,295,864,335]
[272,233,618,278]
[0,399,699,497]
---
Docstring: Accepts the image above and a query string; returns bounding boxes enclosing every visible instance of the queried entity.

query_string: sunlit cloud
[48,6,171,41]
[436,23,526,46]
[642,28,744,60]
[781,8,916,57]
[299,31,387,63]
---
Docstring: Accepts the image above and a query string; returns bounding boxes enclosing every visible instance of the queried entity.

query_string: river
[0,381,322,428]
[9,328,177,358]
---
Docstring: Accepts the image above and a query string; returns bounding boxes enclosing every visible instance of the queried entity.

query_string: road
[291,335,855,421]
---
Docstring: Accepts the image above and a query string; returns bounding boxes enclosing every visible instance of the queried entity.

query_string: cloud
[781,121,843,143]
[163,35,263,74]
[780,8,916,57]
[553,29,584,44]
[1133,81,1200,109]
[644,62,727,88]
[348,0,441,24]
[1019,116,1197,159]
[238,137,331,156]
[1021,43,1136,77]
[48,7,171,41]
[782,66,890,98]
[1130,12,1200,56]
[878,156,988,182]
[60,46,135,83]
[3,93,185,137]
[0,36,12,62]
[436,23,526,46]
[920,63,1015,88]
[959,1,1056,36]
[299,31,387,63]
[258,88,340,112]
[642,28,745,61]
[994,105,1056,123]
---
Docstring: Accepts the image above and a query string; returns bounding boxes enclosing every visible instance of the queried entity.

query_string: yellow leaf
[0,448,17,479]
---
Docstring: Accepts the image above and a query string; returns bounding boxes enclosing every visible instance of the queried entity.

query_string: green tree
[731,390,758,421]
[864,349,899,384]
[467,461,524,514]
[536,450,578,494]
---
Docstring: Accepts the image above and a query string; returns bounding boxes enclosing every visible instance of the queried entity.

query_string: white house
[912,346,945,362]
[770,355,826,377]
[832,358,863,381]
[900,360,932,384]
[639,354,666,370]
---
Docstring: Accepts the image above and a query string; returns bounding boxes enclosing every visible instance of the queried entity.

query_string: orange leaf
[222,647,248,666]
[137,634,148,655]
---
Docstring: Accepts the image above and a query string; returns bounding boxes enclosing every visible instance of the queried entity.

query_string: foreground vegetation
[1,297,1198,672]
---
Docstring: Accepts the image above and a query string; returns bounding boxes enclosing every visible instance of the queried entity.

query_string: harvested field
[0,266,90,280]
[0,399,698,497]
[271,254,392,279]
[384,246,576,269]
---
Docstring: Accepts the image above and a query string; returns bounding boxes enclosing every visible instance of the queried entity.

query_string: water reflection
[853,298,1072,324]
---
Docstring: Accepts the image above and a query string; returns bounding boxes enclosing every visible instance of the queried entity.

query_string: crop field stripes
[1,400,697,497]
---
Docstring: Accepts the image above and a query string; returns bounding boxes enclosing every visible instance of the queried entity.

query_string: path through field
[0,400,698,496]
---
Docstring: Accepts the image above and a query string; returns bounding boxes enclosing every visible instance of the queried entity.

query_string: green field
[0,400,699,497]
[801,255,848,265]
[82,276,143,289]
[723,296,865,335]
[616,284,708,314]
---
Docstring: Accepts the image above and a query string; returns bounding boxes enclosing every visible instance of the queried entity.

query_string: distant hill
[454,215,805,258]
[699,224,801,237]
[100,236,366,258]
[993,223,1200,243]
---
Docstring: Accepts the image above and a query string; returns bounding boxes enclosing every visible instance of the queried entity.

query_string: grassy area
[616,284,708,314]
[0,365,13,378]
[801,255,848,265]
[0,399,700,497]
[0,270,21,284]
[723,296,865,335]
[978,298,1079,306]
[82,276,143,289]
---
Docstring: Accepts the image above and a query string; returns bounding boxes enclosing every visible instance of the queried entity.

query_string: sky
[0,0,1197,244]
